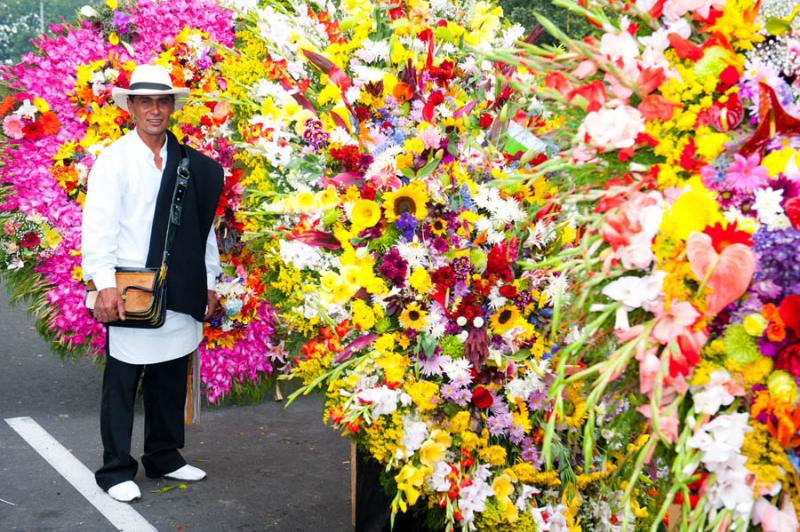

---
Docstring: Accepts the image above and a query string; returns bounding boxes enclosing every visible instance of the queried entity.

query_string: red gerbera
[38,112,60,136]
[702,221,752,253]
[779,295,800,337]
[22,121,44,141]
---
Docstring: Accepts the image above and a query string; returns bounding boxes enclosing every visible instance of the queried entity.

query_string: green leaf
[415,154,442,179]
[765,17,793,35]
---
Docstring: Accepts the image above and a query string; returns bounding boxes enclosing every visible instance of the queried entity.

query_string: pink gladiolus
[651,300,700,345]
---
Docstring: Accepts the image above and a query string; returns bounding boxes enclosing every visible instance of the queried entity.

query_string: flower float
[0,0,278,402]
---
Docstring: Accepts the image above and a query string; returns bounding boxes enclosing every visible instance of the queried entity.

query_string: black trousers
[95,354,189,491]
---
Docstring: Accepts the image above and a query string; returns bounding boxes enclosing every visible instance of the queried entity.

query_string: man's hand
[205,290,219,320]
[94,287,125,323]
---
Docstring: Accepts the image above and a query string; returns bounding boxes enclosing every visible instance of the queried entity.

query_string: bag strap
[159,142,191,276]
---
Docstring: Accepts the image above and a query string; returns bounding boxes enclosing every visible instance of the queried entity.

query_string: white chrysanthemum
[349,61,388,83]
[506,370,545,403]
[354,39,390,64]
[754,187,786,229]
[396,241,428,270]
[440,356,472,382]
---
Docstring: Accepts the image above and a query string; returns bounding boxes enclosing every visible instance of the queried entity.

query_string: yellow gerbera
[350,199,381,229]
[489,305,522,335]
[399,302,428,330]
[382,181,429,222]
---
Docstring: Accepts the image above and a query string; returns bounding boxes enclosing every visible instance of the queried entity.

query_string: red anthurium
[786,197,800,229]
[741,83,800,156]
[779,295,800,337]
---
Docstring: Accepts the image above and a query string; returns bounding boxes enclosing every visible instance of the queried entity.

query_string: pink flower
[579,104,645,150]
[650,300,700,344]
[753,496,799,532]
[725,153,768,192]
[3,115,25,139]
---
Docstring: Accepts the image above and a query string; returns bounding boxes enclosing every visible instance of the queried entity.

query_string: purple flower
[441,383,470,405]
[521,437,542,468]
[111,10,131,33]
[486,412,513,436]
[395,211,417,241]
[753,227,800,298]
[508,424,525,445]
[527,390,546,411]
[378,247,408,286]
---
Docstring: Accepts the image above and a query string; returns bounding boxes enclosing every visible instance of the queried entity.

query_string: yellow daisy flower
[382,181,429,222]
[399,302,428,330]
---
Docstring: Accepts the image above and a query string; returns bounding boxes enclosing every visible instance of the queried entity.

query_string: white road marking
[4,416,157,532]
[0,497,16,506]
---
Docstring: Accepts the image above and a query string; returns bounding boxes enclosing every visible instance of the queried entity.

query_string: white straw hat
[111,64,190,112]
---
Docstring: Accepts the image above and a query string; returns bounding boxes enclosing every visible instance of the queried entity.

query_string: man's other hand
[205,290,219,320]
[94,287,125,323]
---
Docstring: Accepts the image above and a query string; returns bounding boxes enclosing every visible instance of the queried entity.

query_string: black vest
[145,131,224,322]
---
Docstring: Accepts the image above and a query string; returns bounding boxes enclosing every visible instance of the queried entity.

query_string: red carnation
[471,386,493,409]
[779,295,800,336]
[20,231,40,249]
[431,266,455,288]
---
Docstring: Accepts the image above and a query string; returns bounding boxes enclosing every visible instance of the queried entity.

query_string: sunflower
[399,302,428,331]
[429,217,448,237]
[382,181,429,222]
[489,305,522,335]
[351,198,381,229]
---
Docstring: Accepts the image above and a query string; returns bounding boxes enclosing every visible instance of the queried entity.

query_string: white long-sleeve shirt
[81,129,220,364]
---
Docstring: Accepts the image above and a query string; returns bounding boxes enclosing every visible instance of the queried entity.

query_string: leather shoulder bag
[84,143,192,328]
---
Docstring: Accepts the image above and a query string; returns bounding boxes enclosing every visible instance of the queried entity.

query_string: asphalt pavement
[0,288,351,532]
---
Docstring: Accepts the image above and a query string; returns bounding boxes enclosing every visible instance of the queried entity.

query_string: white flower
[506,369,545,402]
[398,417,428,459]
[427,461,451,492]
[688,413,751,472]
[457,465,493,525]
[13,99,37,119]
[579,104,645,150]
[79,5,99,17]
[499,24,526,48]
[396,241,428,269]
[754,187,785,227]
[355,386,400,416]
[691,370,742,415]
[440,356,472,382]
[354,39,390,64]
[602,270,666,309]
[349,62,386,83]
[279,240,327,271]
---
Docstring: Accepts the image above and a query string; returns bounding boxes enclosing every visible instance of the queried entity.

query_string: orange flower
[393,82,413,103]
[38,112,60,136]
[0,96,15,118]
[762,303,781,322]
[751,391,800,448]
[767,322,787,342]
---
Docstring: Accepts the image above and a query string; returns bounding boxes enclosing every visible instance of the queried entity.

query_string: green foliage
[498,0,592,43]
[0,0,88,63]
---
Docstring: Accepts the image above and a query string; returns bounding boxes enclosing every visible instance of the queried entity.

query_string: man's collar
[129,128,168,161]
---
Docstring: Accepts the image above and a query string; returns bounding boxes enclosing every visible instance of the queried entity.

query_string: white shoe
[107,481,141,503]
[164,464,206,481]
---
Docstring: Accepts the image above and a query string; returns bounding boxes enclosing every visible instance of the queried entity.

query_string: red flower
[431,266,455,288]
[667,33,703,61]
[39,111,60,136]
[22,121,44,140]
[20,231,40,249]
[423,90,445,122]
[486,242,511,276]
[566,80,606,112]
[775,343,800,377]
[479,113,493,129]
[719,65,740,88]
[499,285,517,298]
[0,96,15,118]
[471,386,493,409]
[638,94,680,121]
[779,295,800,336]
[786,197,800,229]
[702,221,752,253]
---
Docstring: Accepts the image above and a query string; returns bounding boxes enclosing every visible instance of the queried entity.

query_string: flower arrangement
[0,0,279,401]
[218,0,800,529]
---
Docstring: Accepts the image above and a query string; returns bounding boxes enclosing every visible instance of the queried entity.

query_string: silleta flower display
[1,0,800,529]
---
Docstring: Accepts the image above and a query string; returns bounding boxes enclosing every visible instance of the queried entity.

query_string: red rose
[471,386,493,409]
[479,113,493,129]
[779,295,800,336]
[786,197,800,229]
[499,285,517,298]
[775,343,800,377]
[20,231,40,249]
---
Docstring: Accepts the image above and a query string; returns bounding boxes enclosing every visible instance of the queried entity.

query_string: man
[81,64,224,503]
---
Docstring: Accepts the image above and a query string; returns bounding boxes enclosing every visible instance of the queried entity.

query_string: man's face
[127,95,175,137]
